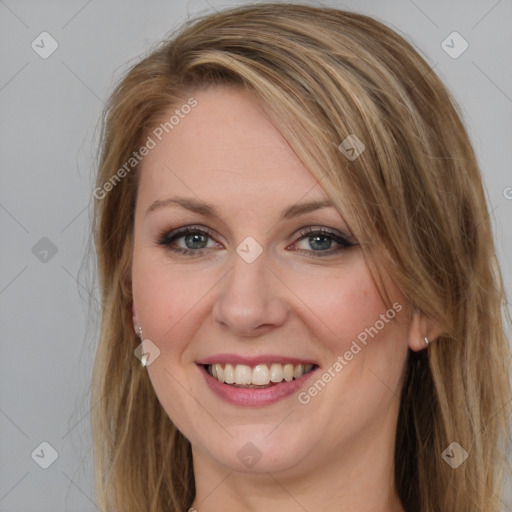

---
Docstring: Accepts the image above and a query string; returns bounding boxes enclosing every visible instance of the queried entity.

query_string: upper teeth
[208,363,314,386]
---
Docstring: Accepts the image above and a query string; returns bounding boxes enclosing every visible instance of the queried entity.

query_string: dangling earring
[424,336,429,346]
[138,326,148,367]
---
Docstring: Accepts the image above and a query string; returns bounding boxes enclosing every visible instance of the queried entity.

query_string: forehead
[137,86,325,204]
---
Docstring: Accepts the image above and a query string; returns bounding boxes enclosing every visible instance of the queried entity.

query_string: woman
[91,3,511,511]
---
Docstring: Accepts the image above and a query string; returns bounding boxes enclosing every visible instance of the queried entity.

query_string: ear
[407,308,443,352]
[132,303,140,334]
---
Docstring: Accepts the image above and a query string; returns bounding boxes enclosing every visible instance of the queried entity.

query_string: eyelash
[156,225,355,259]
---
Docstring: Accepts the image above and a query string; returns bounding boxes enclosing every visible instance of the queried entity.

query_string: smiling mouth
[204,363,316,388]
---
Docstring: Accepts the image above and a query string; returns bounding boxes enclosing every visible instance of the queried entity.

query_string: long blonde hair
[91,3,511,511]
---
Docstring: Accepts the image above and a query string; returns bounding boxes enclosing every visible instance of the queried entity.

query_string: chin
[196,427,312,474]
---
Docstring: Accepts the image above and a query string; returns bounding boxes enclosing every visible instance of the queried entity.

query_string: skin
[131,86,433,512]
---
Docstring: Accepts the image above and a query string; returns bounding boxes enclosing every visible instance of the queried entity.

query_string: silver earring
[138,326,149,367]
[424,336,429,346]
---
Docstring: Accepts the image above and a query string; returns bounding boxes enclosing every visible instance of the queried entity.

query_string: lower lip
[199,365,317,407]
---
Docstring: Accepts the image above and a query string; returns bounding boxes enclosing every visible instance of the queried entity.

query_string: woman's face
[132,86,412,476]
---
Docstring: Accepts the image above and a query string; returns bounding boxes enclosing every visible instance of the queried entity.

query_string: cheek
[131,255,207,430]
[288,262,387,351]
[131,252,218,348]
[132,257,173,335]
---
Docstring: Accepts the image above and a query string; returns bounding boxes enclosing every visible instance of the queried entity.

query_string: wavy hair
[91,3,511,511]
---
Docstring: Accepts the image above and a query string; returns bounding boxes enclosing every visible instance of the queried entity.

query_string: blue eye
[157,226,219,257]
[157,225,355,258]
[302,233,334,251]
[181,232,209,249]
[292,227,355,257]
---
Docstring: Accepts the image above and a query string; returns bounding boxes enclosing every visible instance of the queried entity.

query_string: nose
[212,249,289,338]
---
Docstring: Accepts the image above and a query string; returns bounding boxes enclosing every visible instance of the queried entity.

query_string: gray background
[1,0,510,510]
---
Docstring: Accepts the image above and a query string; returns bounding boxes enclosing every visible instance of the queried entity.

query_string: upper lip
[196,354,318,366]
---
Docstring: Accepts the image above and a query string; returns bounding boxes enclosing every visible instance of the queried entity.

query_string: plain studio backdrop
[0,0,510,510]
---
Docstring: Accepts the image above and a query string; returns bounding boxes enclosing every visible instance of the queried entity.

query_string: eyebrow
[145,197,335,220]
